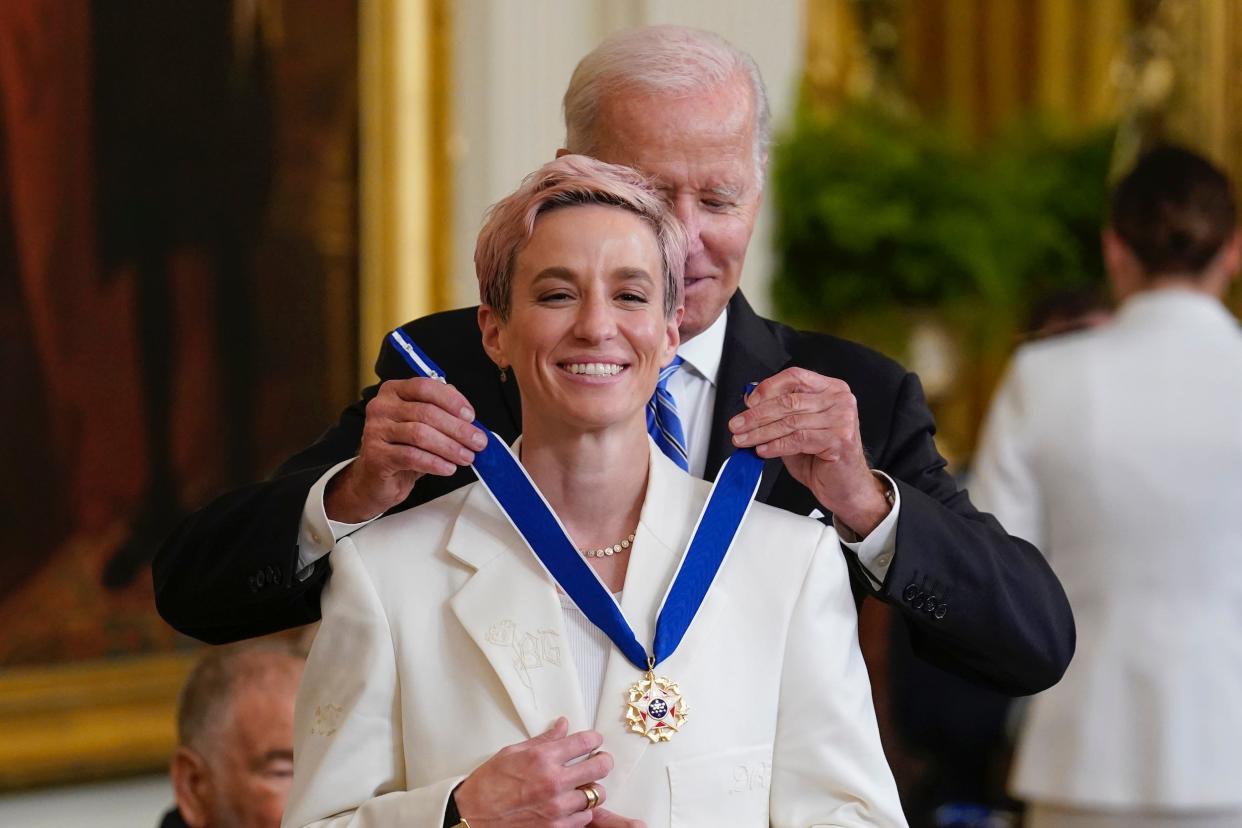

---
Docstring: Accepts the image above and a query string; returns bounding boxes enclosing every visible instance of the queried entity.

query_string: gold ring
[579,784,600,810]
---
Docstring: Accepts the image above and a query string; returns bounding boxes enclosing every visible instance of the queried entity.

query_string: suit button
[255,570,266,588]
[934,603,948,620]
[903,584,919,602]
[911,592,925,609]
[924,595,938,613]
[266,565,279,584]
[271,565,282,585]
[247,575,258,593]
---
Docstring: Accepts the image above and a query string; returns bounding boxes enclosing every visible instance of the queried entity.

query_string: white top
[971,288,1242,809]
[558,590,620,727]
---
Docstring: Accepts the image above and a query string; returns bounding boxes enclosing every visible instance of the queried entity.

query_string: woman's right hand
[453,718,614,827]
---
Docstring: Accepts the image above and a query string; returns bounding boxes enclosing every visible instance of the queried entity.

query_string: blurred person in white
[971,145,1242,828]
[280,155,906,828]
[164,641,305,828]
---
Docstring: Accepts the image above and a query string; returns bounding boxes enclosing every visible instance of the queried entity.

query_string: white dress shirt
[296,308,900,583]
[667,307,728,479]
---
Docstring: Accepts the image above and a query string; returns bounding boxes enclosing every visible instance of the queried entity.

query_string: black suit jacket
[154,293,1074,694]
[158,807,190,828]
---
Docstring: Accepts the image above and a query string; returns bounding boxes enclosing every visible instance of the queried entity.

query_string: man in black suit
[155,25,1073,696]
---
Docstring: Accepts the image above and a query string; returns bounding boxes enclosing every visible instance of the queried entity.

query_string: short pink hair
[474,155,687,320]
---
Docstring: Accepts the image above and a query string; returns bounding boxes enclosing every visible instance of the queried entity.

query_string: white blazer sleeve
[769,525,908,828]
[970,358,1046,553]
[281,539,465,828]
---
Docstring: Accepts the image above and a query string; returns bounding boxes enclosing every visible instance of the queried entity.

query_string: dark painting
[0,0,359,666]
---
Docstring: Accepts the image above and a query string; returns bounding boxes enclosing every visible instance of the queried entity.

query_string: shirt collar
[676,306,728,386]
[1116,286,1237,330]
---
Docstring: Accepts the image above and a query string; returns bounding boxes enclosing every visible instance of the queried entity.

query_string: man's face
[587,76,763,341]
[201,666,301,828]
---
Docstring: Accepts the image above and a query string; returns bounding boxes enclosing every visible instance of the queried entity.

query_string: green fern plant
[772,104,1114,337]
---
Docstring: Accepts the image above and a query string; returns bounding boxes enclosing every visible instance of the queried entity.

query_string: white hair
[562,25,771,183]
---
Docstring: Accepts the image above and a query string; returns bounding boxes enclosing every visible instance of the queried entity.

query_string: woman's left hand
[588,807,647,828]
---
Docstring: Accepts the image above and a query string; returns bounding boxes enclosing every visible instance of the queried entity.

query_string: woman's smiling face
[480,203,680,437]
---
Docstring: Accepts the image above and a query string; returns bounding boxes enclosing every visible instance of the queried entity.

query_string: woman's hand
[588,808,648,827]
[454,718,614,828]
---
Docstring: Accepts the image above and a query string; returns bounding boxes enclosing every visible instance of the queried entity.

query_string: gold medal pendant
[625,666,688,743]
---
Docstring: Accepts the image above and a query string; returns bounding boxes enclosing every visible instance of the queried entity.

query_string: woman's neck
[519,420,649,591]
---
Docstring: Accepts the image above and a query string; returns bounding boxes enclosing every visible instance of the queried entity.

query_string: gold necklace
[580,532,636,558]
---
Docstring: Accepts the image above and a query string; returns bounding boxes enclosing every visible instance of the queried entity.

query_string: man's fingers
[745,367,838,404]
[383,376,475,421]
[378,443,458,477]
[373,385,487,449]
[377,419,480,468]
[731,411,824,448]
[752,428,859,465]
[731,388,855,435]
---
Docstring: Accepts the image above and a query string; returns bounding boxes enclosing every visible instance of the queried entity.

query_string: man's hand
[729,367,890,537]
[324,377,487,523]
[454,718,613,828]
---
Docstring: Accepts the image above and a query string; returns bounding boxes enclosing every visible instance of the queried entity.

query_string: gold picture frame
[0,652,199,790]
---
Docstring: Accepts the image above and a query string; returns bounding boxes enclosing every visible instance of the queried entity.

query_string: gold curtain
[805,0,1242,182]
[1161,1,1242,182]
[359,0,452,380]
[806,0,1127,137]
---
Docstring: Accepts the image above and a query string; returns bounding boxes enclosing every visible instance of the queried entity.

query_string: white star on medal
[625,660,688,743]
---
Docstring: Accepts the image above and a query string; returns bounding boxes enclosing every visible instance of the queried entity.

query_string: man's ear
[1102,228,1140,300]
[477,305,508,369]
[170,747,213,828]
[1221,231,1241,283]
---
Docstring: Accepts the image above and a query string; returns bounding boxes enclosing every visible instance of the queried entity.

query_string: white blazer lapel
[447,484,590,739]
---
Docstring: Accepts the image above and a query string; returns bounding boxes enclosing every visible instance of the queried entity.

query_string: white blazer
[283,440,905,828]
[971,289,1242,810]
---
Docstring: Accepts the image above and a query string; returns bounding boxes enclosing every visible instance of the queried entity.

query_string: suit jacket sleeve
[867,370,1073,695]
[152,388,372,643]
[769,526,907,828]
[153,307,498,643]
[281,539,465,828]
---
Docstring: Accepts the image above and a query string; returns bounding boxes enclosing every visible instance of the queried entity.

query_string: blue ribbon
[388,330,763,671]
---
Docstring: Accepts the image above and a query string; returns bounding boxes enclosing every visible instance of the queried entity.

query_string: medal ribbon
[389,330,763,671]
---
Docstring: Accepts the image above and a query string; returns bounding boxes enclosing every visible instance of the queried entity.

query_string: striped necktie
[647,356,689,471]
